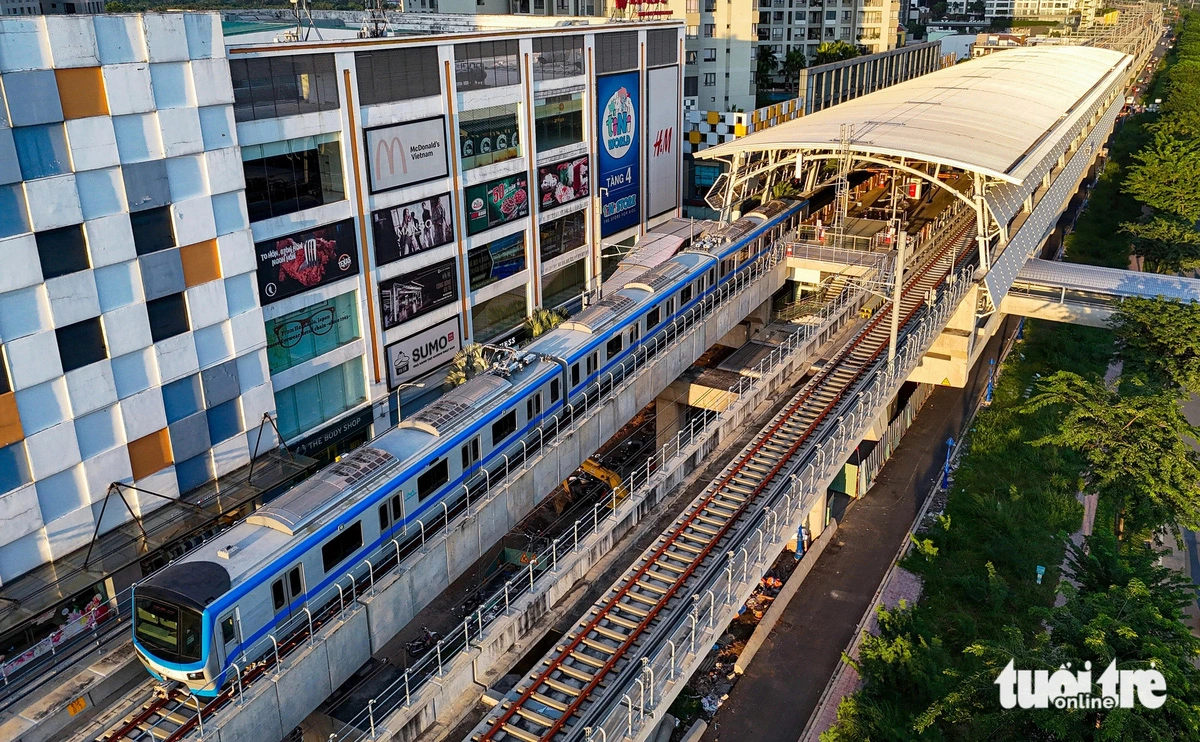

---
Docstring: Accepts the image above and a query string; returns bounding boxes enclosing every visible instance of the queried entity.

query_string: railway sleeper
[543,677,583,697]
[498,721,542,742]
[555,664,596,683]
[579,636,619,656]
[635,578,670,595]
[654,557,687,574]
[594,624,630,642]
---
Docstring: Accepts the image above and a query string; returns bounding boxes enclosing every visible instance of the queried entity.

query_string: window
[704,0,715,9]
[680,284,693,304]
[586,353,597,376]
[686,25,699,39]
[595,31,638,74]
[379,503,390,531]
[130,207,175,256]
[527,393,541,421]
[273,357,367,441]
[606,335,623,358]
[472,287,526,342]
[265,292,361,375]
[686,50,698,65]
[491,409,517,446]
[646,305,660,328]
[469,233,526,292]
[355,47,440,105]
[534,92,584,153]
[459,103,521,171]
[56,318,106,373]
[12,124,69,180]
[241,134,345,223]
[417,458,449,501]
[454,40,520,91]
[36,225,89,279]
[532,35,584,81]
[825,9,835,19]
[390,494,402,522]
[550,378,560,403]
[704,24,716,37]
[271,580,286,611]
[461,436,480,469]
[220,616,236,644]
[147,293,190,342]
[541,260,586,310]
[684,76,698,97]
[229,54,338,123]
[133,598,203,664]
[539,211,587,263]
[288,567,303,597]
[321,521,363,573]
[571,363,580,386]
[629,324,640,344]
[703,48,717,62]
[703,73,716,86]
[686,0,698,10]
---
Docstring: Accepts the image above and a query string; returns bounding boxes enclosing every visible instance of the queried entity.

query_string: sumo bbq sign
[386,316,462,388]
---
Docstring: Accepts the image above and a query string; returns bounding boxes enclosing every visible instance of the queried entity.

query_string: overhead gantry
[696,45,1137,386]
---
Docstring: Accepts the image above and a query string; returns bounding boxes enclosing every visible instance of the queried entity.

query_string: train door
[216,610,240,667]
[270,564,305,620]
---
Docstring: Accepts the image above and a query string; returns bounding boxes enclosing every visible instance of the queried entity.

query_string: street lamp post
[391,381,426,424]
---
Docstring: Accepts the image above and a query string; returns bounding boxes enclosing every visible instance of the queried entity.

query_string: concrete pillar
[806,488,828,539]
[655,392,686,452]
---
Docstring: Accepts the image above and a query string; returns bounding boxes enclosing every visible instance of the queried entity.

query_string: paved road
[701,315,1019,742]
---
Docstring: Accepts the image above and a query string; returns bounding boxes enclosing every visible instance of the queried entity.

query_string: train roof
[401,374,511,436]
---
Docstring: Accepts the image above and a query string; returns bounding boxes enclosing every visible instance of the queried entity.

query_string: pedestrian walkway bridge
[1001,258,1200,327]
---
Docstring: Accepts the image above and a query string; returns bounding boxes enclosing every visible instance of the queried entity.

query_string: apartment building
[668,0,900,112]
[0,12,683,669]
[1,0,105,16]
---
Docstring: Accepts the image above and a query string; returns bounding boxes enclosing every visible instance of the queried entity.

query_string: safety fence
[854,380,934,496]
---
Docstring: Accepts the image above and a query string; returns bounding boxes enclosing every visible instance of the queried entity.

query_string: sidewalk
[700,316,1018,742]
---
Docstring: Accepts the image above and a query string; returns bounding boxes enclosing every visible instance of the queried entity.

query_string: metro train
[131,198,808,694]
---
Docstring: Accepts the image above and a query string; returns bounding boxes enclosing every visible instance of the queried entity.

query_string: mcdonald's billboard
[364,116,450,194]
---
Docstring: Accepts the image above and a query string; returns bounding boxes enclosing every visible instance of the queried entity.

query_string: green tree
[931,1,949,20]
[1112,297,1200,395]
[1124,118,1200,223]
[967,0,985,14]
[444,343,489,388]
[524,308,566,338]
[756,45,779,86]
[1121,214,1200,274]
[1022,372,1200,532]
[780,48,807,87]
[813,40,861,65]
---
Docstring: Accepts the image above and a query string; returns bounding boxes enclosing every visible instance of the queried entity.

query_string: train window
[288,567,303,598]
[629,324,640,343]
[680,285,692,304]
[417,458,449,501]
[606,335,622,358]
[646,305,660,328]
[390,494,402,522]
[571,363,580,386]
[220,615,236,644]
[708,268,716,285]
[491,410,517,446]
[550,378,560,403]
[271,579,286,612]
[667,299,674,315]
[586,353,597,376]
[462,436,481,469]
[379,503,390,531]
[321,521,363,574]
[527,393,541,420]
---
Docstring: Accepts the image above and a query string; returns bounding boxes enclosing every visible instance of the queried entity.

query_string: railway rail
[471,217,978,742]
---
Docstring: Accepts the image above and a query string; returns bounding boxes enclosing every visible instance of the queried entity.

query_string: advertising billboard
[468,232,527,291]
[465,174,530,235]
[364,117,450,193]
[646,66,680,219]
[379,258,459,330]
[597,71,640,237]
[254,219,360,305]
[371,192,454,267]
[386,316,461,388]
[536,156,589,210]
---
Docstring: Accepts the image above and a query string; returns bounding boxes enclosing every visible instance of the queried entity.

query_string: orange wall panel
[180,239,222,287]
[55,67,109,120]
[0,392,23,449]
[128,429,173,481]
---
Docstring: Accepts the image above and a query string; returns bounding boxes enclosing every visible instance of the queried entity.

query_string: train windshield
[134,597,203,664]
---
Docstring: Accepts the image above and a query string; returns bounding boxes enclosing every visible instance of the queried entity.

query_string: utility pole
[888,227,906,374]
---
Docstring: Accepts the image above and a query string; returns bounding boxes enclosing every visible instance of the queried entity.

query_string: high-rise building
[0,12,683,669]
[666,0,901,113]
[1,0,104,16]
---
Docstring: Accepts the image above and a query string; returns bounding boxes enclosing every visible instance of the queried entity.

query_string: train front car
[132,561,230,695]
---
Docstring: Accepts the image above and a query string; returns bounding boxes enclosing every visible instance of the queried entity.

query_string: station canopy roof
[698,46,1130,185]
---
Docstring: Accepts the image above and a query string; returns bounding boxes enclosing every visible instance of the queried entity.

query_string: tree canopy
[1112,297,1200,394]
[813,41,860,66]
[1120,213,1200,273]
[780,48,807,87]
[756,45,779,84]
[1123,117,1200,223]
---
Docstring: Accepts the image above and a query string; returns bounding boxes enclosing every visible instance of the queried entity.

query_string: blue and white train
[131,199,807,694]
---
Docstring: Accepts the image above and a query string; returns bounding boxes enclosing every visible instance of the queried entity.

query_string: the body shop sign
[597,72,640,237]
[365,117,450,193]
[386,317,461,388]
[465,174,530,235]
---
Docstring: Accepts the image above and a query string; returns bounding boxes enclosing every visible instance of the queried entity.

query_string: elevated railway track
[469,214,978,742]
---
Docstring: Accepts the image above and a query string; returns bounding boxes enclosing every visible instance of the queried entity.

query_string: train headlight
[187,671,205,681]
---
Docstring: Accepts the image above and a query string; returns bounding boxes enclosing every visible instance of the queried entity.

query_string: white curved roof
[698,46,1130,185]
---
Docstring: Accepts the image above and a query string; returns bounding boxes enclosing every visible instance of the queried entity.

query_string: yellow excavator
[563,457,629,509]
